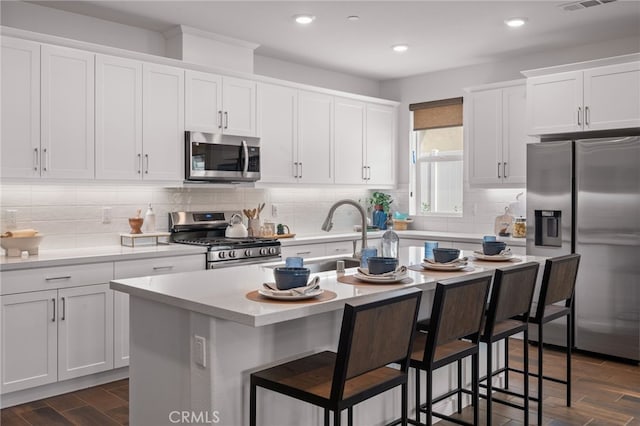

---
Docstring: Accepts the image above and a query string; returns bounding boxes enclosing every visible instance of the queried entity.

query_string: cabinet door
[334,98,365,184]
[1,290,57,393]
[257,83,298,183]
[298,91,334,184]
[526,71,583,135]
[222,76,257,137]
[58,284,114,381]
[96,55,143,180]
[467,89,502,185]
[365,104,395,186]
[502,85,534,185]
[113,291,130,368]
[584,62,640,131]
[1,37,40,178]
[142,63,184,181]
[185,70,222,133]
[41,45,95,179]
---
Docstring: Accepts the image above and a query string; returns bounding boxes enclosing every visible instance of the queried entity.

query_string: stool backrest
[421,274,492,363]
[534,254,581,321]
[484,262,539,335]
[331,288,422,401]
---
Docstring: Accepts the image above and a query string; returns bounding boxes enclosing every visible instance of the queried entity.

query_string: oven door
[186,131,260,182]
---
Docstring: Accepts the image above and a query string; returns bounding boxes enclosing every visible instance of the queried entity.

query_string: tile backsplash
[0,183,524,250]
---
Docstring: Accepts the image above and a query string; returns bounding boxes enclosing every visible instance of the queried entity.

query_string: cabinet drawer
[114,254,205,279]
[1,263,113,295]
[280,244,325,259]
[325,240,356,256]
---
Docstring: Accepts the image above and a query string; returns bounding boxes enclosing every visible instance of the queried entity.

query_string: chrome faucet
[321,199,368,258]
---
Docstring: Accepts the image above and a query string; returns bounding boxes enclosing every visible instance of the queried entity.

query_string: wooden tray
[273,233,296,239]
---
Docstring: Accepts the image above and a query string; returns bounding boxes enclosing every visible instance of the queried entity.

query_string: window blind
[410,97,463,131]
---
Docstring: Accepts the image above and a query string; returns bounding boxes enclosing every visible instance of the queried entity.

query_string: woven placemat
[246,289,337,304]
[337,275,413,285]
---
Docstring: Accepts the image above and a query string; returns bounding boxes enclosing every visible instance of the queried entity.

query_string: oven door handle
[241,139,249,177]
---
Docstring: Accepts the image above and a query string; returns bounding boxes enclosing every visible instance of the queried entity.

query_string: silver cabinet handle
[503,162,508,179]
[218,111,223,129]
[293,162,299,178]
[296,251,311,255]
[362,166,367,180]
[137,153,142,174]
[45,275,71,281]
[144,154,149,174]
[224,111,229,129]
[577,107,582,126]
[51,298,56,322]
[585,106,590,126]
[42,148,48,172]
[497,162,501,178]
[60,297,66,321]
[367,166,371,180]
[298,162,302,179]
[34,148,39,171]
[152,265,174,271]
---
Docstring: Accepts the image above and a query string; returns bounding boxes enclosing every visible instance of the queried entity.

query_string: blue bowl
[482,241,507,255]
[273,267,310,290]
[432,248,460,263]
[367,257,398,274]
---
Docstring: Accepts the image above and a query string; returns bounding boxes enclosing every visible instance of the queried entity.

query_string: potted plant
[367,192,393,230]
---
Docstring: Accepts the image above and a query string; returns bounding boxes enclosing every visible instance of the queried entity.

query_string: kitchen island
[110,247,546,426]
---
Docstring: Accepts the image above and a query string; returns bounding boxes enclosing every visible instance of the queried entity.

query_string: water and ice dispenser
[534,210,562,247]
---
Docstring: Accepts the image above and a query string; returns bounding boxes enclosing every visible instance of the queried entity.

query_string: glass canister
[513,217,526,238]
[381,230,399,258]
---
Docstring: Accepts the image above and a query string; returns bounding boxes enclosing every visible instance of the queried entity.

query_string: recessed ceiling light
[294,14,316,25]
[392,44,409,53]
[347,15,360,21]
[505,17,528,28]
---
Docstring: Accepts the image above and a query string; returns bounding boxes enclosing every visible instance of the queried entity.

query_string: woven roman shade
[410,97,463,131]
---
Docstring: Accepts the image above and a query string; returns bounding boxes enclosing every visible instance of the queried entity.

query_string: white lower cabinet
[113,254,206,367]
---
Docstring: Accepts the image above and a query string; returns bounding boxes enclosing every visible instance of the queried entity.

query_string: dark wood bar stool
[506,253,581,425]
[249,288,422,426]
[410,273,492,426]
[478,262,540,426]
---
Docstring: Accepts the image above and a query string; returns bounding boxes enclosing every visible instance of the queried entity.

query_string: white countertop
[110,247,545,328]
[0,244,207,271]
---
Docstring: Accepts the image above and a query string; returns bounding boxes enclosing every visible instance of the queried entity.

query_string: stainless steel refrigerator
[526,136,640,362]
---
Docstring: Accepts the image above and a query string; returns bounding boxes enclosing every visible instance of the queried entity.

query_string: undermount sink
[267,257,360,273]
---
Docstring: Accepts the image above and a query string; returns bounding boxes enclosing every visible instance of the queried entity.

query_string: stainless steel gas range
[169,211,281,269]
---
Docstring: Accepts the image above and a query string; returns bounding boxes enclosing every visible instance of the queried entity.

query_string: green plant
[367,192,393,213]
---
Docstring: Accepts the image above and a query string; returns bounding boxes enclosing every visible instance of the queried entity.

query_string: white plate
[420,262,468,271]
[258,288,324,300]
[353,273,408,283]
[472,251,515,261]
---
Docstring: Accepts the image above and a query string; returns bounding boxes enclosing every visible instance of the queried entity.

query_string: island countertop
[110,247,545,327]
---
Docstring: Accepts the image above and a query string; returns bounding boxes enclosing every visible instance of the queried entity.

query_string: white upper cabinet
[1,37,40,178]
[365,103,395,186]
[297,91,334,184]
[41,45,95,179]
[467,81,534,186]
[258,83,298,184]
[143,63,184,181]
[185,71,256,137]
[334,97,365,184]
[526,59,640,135]
[95,55,143,180]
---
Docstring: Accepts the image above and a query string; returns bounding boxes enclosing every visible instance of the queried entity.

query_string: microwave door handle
[241,140,249,176]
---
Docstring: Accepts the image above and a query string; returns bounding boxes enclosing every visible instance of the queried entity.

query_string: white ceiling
[29,0,640,80]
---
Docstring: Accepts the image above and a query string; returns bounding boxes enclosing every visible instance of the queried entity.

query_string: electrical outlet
[5,209,17,229]
[194,335,206,368]
[102,207,112,224]
[271,204,278,218]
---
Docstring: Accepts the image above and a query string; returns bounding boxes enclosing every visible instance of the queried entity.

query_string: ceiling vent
[560,0,617,12]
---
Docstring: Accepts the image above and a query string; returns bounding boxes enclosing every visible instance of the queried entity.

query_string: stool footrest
[507,366,568,385]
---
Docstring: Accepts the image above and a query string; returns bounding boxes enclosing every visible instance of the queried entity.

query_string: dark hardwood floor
[2,340,638,425]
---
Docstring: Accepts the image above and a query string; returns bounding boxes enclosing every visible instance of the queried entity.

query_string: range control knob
[218,251,226,259]
[244,249,252,257]
[228,250,237,258]
[259,248,268,256]
[268,247,278,255]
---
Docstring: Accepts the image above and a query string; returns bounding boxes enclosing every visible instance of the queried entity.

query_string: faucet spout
[321,199,368,257]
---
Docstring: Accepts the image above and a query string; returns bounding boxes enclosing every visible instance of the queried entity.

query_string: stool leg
[415,368,421,425]
[324,408,329,426]
[402,382,408,426]
[457,359,462,413]
[472,352,479,426]
[538,323,544,426]
[348,407,353,426]
[250,381,257,426]
[523,329,530,426]
[486,342,493,426]
[334,409,341,426]
[567,312,572,407]
[504,336,510,389]
[426,370,433,426]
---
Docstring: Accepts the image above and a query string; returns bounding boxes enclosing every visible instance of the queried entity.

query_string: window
[410,98,463,216]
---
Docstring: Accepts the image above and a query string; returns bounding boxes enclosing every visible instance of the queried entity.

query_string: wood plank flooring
[2,340,638,425]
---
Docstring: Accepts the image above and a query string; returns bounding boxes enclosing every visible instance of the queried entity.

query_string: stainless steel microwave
[185,131,260,182]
